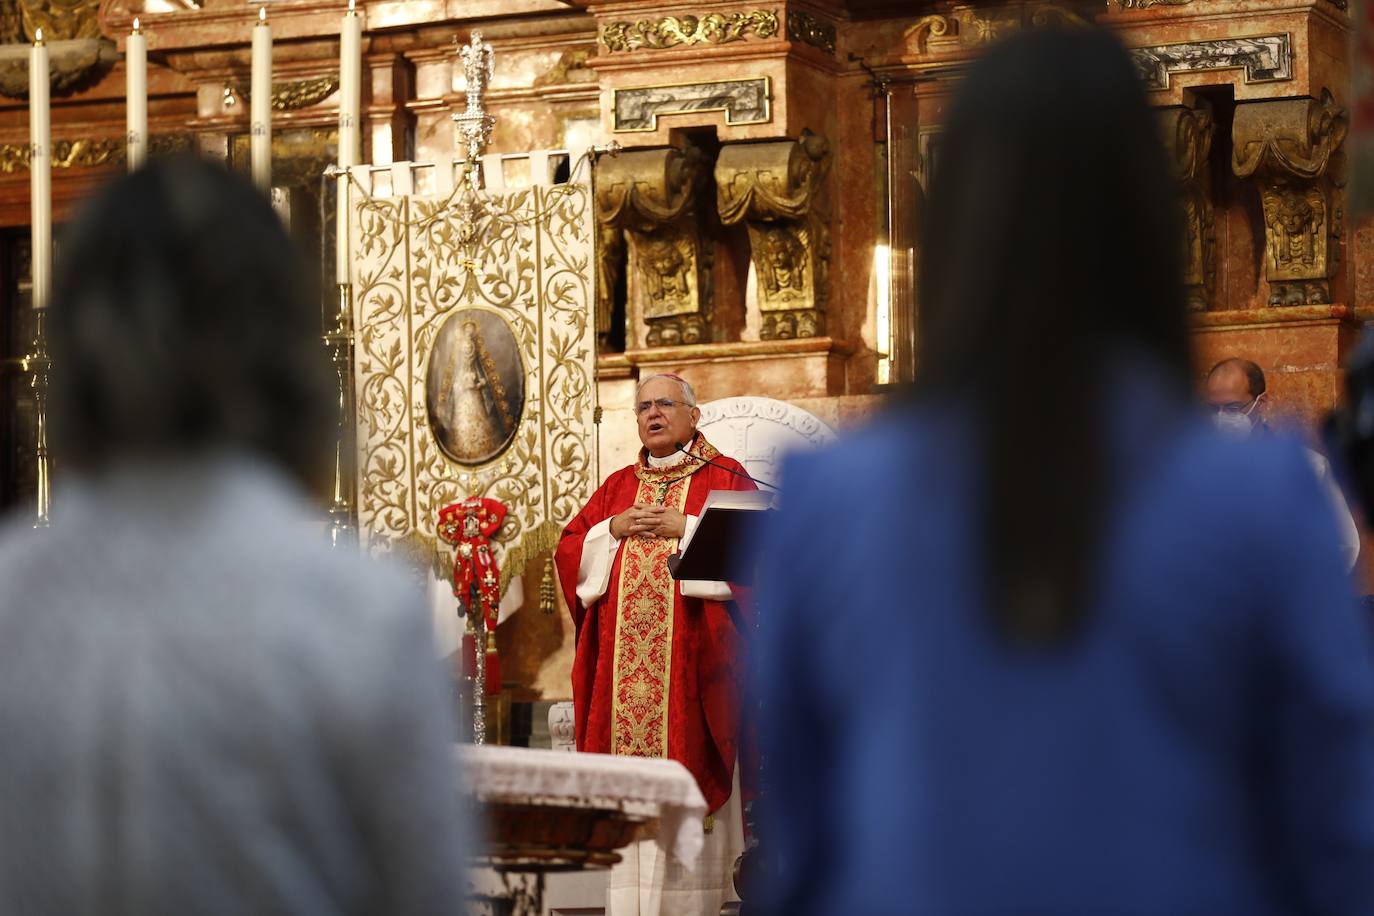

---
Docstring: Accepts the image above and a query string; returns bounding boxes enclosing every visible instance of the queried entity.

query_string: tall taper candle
[126,18,147,172]
[336,0,361,284]
[29,29,50,310]
[339,0,361,168]
[250,7,271,191]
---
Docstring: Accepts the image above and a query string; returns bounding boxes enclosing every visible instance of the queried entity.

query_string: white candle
[250,7,271,191]
[127,18,147,172]
[337,0,362,284]
[339,0,361,168]
[29,29,50,311]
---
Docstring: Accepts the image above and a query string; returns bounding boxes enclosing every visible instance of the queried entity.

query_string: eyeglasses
[1213,393,1264,417]
[635,398,690,416]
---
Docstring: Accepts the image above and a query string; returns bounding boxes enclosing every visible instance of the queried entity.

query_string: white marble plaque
[696,396,836,490]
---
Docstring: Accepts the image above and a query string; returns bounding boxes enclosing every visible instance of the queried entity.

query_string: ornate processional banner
[347,155,598,589]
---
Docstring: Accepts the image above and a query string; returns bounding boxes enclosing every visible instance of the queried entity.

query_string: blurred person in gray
[1205,356,1361,571]
[0,155,467,914]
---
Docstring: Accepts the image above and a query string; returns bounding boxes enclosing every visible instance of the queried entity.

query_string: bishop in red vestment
[555,374,755,817]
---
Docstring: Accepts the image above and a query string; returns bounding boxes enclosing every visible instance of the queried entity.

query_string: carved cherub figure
[757,226,807,297]
[1272,188,1322,270]
[640,235,691,302]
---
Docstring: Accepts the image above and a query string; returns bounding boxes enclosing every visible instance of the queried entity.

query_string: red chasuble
[555,436,755,813]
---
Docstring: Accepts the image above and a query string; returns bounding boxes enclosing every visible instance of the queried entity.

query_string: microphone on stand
[675,441,781,492]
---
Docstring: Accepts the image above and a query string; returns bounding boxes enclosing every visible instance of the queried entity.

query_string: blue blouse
[753,386,1374,915]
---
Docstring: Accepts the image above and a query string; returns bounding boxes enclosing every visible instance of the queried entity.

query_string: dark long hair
[48,154,334,486]
[916,28,1192,643]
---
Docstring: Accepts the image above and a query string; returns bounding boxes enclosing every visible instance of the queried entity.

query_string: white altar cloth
[460,745,709,870]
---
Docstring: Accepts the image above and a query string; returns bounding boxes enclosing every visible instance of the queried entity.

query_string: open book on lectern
[668,488,775,584]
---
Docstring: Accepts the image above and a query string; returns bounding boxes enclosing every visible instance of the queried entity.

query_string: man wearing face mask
[1206,357,1361,572]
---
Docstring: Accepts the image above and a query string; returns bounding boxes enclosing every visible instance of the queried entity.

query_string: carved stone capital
[1158,103,1215,310]
[596,144,713,347]
[1232,91,1348,306]
[1233,90,1347,182]
[716,130,831,340]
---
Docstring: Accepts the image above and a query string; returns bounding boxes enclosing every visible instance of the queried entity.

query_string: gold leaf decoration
[785,11,836,55]
[602,10,779,53]
[233,75,341,112]
[0,133,192,173]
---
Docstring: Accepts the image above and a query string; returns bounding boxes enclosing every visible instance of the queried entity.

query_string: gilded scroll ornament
[1158,104,1215,310]
[1114,0,1190,8]
[596,144,714,346]
[1232,90,1347,306]
[0,133,190,172]
[785,11,836,55]
[716,129,831,340]
[905,4,1086,55]
[233,75,341,112]
[602,10,779,53]
[905,14,955,56]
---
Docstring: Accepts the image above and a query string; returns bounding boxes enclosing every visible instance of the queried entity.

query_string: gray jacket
[0,455,467,914]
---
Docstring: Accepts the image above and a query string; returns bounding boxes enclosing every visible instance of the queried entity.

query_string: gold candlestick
[21,309,51,529]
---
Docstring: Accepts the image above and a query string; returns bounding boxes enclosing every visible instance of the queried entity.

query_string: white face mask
[1213,411,1255,438]
[1212,392,1264,438]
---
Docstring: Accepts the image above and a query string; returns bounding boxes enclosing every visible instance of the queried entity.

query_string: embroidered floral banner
[348,157,597,588]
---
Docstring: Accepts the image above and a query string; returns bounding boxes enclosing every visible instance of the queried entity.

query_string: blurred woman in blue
[753,27,1374,915]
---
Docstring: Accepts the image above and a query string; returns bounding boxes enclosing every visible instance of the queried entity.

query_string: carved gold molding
[1232,90,1348,306]
[0,133,191,173]
[905,3,1087,55]
[596,144,714,347]
[716,130,831,340]
[602,10,779,53]
[231,75,341,112]
[786,11,836,55]
[1114,0,1189,9]
[1159,104,1215,310]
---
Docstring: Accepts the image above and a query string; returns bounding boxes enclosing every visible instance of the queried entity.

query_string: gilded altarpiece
[348,162,598,589]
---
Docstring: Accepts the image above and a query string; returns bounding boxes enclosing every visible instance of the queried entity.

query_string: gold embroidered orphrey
[610,438,722,758]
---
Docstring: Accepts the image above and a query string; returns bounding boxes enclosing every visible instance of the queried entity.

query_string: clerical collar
[644,433,697,469]
[646,449,686,469]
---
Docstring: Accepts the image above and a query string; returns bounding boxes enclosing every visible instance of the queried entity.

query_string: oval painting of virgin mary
[425,309,525,465]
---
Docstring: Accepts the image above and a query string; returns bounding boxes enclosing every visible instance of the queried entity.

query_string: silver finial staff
[453,31,496,189]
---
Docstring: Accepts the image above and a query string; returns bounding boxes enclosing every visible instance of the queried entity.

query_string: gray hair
[635,373,696,407]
